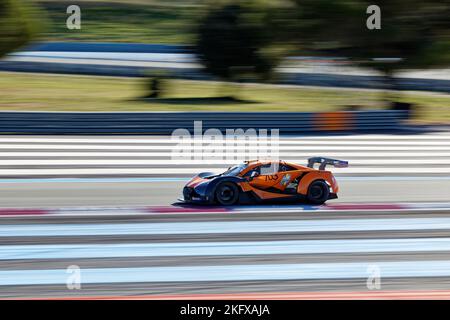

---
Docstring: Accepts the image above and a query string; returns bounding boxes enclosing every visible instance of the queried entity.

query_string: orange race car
[180,157,348,205]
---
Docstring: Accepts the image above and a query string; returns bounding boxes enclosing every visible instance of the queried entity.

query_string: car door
[273,162,297,192]
[245,162,283,190]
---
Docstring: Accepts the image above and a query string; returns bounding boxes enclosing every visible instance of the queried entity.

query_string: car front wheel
[215,182,239,205]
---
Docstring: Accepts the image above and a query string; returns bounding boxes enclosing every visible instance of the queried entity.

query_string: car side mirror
[249,171,259,181]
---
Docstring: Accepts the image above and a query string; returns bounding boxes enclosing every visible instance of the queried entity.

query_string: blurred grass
[38,0,199,43]
[0,72,448,123]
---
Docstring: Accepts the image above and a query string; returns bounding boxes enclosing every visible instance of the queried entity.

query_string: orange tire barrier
[313,112,354,131]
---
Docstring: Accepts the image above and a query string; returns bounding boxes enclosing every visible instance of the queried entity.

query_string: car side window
[243,166,261,177]
[244,163,280,177]
[260,163,278,175]
[279,164,295,172]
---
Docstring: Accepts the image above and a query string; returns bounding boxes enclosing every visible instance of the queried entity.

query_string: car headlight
[194,182,209,195]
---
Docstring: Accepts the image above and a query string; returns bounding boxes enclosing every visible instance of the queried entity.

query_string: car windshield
[221,163,248,176]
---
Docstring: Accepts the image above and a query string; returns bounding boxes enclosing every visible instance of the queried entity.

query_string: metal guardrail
[22,42,192,53]
[2,60,449,93]
[0,111,409,134]
[3,41,449,93]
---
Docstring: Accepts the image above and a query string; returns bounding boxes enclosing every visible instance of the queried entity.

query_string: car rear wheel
[307,180,330,205]
[215,182,239,205]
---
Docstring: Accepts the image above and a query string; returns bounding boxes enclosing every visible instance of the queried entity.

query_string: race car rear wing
[307,157,349,170]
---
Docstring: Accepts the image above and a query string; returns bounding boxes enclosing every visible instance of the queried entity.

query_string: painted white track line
[1,139,450,145]
[0,133,449,176]
[4,260,450,285]
[1,159,450,165]
[3,217,450,237]
[3,238,450,260]
[2,144,450,151]
[1,202,450,218]
[1,152,450,158]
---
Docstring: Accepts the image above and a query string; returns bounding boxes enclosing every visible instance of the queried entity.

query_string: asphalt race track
[3,209,450,299]
[0,178,449,207]
[0,132,450,299]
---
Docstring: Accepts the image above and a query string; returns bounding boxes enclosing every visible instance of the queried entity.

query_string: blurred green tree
[195,1,286,96]
[0,0,44,58]
[289,0,450,103]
